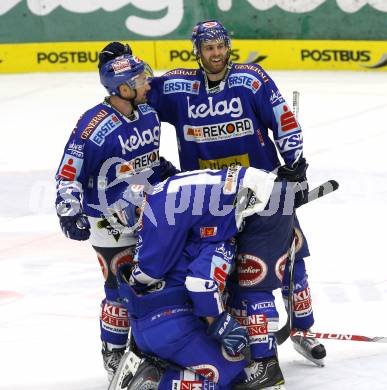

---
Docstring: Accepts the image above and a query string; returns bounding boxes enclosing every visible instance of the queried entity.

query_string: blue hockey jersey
[55,101,166,218]
[123,167,276,317]
[148,63,303,172]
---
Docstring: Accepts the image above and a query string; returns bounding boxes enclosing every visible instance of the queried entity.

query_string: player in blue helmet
[191,19,231,75]
[99,53,154,110]
[54,49,178,383]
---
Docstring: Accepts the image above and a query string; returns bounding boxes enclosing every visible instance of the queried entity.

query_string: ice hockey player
[54,53,178,381]
[145,19,326,370]
[113,166,295,389]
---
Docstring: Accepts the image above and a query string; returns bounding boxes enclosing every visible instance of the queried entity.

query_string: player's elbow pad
[185,276,224,317]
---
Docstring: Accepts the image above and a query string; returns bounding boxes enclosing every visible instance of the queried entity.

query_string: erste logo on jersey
[118,126,160,155]
[273,102,301,137]
[116,149,160,177]
[163,79,201,95]
[137,104,157,115]
[183,118,254,143]
[228,73,261,94]
[90,114,123,146]
[187,96,243,119]
[58,153,83,181]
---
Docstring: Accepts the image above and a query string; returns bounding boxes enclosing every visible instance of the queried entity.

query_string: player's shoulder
[231,62,271,84]
[73,102,115,142]
[161,68,200,79]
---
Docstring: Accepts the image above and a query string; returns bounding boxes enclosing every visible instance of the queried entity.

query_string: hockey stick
[290,330,387,343]
[275,235,296,345]
[275,179,339,345]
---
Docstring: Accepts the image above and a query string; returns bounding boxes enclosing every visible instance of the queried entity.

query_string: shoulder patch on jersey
[163,68,198,77]
[228,72,261,94]
[80,109,110,140]
[233,64,270,83]
[163,79,201,95]
[272,102,301,137]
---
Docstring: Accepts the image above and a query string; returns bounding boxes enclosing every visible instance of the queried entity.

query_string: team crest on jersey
[228,73,261,94]
[273,102,300,137]
[163,79,201,95]
[90,114,123,146]
[183,118,253,143]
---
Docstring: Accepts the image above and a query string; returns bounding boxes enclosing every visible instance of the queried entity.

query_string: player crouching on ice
[108,167,296,389]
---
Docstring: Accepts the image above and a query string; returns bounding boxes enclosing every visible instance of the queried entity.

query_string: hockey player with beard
[54,53,178,382]
[113,166,295,390]
[148,19,326,377]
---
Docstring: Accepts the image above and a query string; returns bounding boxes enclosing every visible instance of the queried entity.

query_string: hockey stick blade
[301,179,339,207]
[290,330,387,343]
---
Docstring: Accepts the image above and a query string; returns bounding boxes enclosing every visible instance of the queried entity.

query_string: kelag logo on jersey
[276,133,303,153]
[228,73,261,94]
[118,126,160,154]
[187,96,243,119]
[90,114,122,146]
[183,118,254,143]
[273,102,300,137]
[163,79,200,95]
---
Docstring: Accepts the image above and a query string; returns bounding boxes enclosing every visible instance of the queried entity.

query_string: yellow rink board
[0,40,386,73]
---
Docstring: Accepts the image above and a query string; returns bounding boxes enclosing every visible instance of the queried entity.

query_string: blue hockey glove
[98,42,132,69]
[208,312,249,356]
[56,180,90,241]
[56,199,90,241]
[277,157,309,208]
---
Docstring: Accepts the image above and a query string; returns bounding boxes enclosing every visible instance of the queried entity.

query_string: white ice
[0,70,386,389]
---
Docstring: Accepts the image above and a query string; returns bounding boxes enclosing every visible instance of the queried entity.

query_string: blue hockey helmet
[99,54,153,96]
[191,19,231,58]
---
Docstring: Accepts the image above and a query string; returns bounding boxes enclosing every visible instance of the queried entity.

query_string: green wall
[0,0,386,43]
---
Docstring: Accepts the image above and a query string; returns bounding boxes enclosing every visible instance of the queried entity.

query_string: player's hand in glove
[56,199,90,241]
[277,157,309,208]
[208,312,249,357]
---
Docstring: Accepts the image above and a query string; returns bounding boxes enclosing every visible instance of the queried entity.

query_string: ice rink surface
[0,69,386,389]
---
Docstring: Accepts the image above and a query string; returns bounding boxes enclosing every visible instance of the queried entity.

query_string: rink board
[0,40,386,73]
